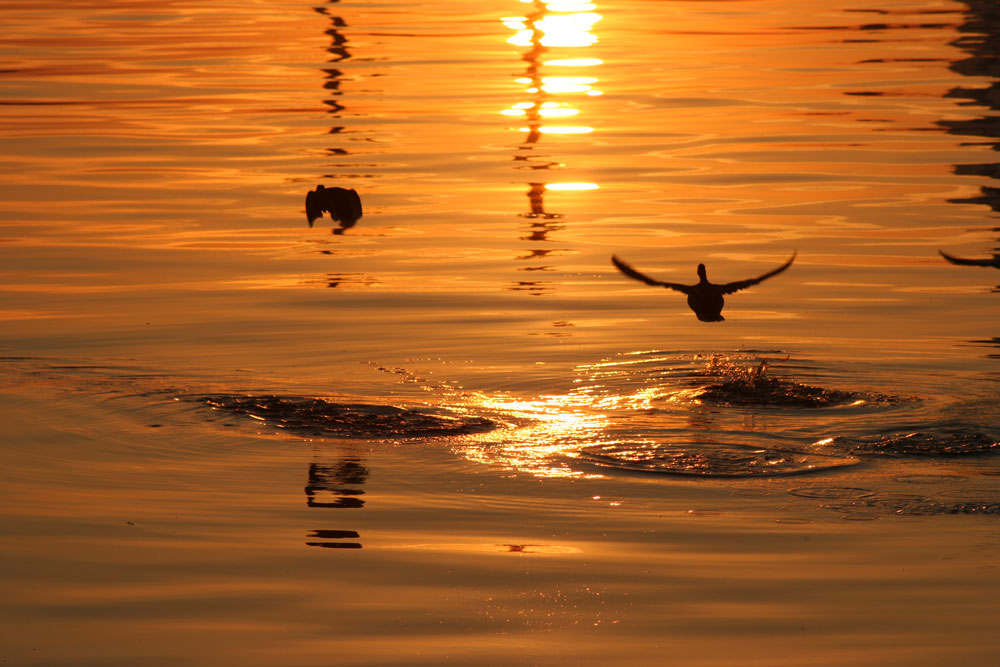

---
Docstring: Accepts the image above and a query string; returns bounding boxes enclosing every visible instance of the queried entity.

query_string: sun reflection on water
[448,368,701,478]
[502,2,602,135]
[440,351,913,479]
[501,0,603,285]
[455,391,610,478]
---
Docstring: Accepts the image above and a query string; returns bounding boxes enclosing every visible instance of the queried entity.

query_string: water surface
[2,0,999,664]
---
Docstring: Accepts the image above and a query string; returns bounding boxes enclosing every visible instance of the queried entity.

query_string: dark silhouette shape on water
[306,184,362,234]
[939,249,1000,268]
[612,252,797,322]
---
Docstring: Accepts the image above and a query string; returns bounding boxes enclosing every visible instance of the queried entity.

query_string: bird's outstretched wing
[611,255,692,294]
[719,251,796,294]
[939,249,1000,268]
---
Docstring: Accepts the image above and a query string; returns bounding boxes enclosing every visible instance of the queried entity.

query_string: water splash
[693,355,901,408]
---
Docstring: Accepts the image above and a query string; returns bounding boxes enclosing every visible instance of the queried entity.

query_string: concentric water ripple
[578,441,858,477]
[200,394,498,439]
[844,430,1000,457]
[189,351,998,483]
[788,485,1000,518]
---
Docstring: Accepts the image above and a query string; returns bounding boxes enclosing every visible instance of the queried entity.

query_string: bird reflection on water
[611,252,796,322]
[939,249,1000,270]
[305,459,367,549]
[305,184,363,234]
[939,248,1000,294]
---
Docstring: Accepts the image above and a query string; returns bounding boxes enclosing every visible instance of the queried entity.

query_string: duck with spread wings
[611,252,796,322]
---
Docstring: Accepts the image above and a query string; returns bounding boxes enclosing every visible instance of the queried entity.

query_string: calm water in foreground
[2,0,999,664]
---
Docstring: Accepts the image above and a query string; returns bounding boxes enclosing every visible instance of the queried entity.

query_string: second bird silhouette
[306,185,363,233]
[612,252,796,322]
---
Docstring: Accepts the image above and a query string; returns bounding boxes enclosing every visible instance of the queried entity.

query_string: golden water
[2,0,999,664]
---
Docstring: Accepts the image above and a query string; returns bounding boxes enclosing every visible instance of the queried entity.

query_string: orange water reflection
[503,0,602,289]
[503,0,602,157]
[450,356,708,479]
[456,391,609,478]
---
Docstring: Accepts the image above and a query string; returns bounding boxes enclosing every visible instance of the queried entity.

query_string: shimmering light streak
[501,0,604,220]
[506,9,602,49]
[455,392,610,478]
[449,375,697,478]
[500,105,580,118]
[531,14,601,47]
[538,107,579,117]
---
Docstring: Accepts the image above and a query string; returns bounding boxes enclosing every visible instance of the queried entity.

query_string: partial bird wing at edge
[939,249,998,267]
[720,251,797,294]
[611,255,691,293]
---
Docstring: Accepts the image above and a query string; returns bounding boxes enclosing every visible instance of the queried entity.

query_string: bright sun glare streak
[506,8,602,48]
[455,392,610,478]
[501,104,580,117]
[447,352,719,477]
[534,15,601,47]
[501,1,603,195]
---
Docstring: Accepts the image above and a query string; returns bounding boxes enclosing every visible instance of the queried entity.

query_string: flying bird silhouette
[939,249,1000,268]
[612,252,797,322]
[306,185,363,233]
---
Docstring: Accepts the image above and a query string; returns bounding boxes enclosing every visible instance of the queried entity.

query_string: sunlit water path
[2,0,999,664]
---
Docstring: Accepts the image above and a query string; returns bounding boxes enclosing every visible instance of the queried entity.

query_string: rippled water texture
[2,0,1000,665]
